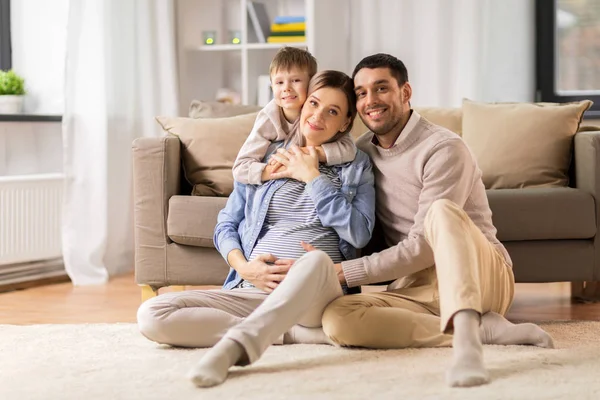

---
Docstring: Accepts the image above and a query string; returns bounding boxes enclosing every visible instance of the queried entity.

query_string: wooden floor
[1,273,599,324]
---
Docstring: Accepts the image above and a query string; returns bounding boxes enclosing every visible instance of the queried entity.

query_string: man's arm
[341,139,479,287]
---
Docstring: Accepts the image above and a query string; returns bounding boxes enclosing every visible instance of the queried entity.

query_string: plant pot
[0,95,24,114]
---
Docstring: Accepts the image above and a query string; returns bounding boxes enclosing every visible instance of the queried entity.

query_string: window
[536,0,600,117]
[0,0,10,71]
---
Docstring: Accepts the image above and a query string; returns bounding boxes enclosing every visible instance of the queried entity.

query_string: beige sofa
[132,102,600,301]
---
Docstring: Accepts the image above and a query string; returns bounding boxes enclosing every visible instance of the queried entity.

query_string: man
[320,54,554,387]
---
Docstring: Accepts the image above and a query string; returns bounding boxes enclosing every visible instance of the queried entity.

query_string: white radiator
[0,173,64,266]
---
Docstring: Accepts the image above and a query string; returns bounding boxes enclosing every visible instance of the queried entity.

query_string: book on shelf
[269,31,305,37]
[270,22,306,32]
[273,16,305,24]
[267,36,306,43]
[247,1,271,43]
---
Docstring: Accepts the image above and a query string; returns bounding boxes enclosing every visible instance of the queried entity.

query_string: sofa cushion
[156,112,258,196]
[462,99,593,189]
[167,188,595,248]
[167,196,229,247]
[189,100,263,119]
[487,187,596,241]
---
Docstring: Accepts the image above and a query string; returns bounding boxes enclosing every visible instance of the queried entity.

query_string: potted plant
[0,70,26,114]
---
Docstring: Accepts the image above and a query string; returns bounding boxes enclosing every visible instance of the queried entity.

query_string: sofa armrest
[132,135,182,286]
[574,131,600,280]
[574,131,600,201]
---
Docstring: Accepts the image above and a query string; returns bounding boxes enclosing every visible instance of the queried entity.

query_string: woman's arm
[306,153,376,248]
[213,181,247,260]
[213,181,293,292]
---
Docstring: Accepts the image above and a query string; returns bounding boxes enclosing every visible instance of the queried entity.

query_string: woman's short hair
[307,70,357,136]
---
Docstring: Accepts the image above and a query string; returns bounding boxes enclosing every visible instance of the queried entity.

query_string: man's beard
[361,110,404,136]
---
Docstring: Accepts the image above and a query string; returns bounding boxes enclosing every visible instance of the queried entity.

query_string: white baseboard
[0,257,66,286]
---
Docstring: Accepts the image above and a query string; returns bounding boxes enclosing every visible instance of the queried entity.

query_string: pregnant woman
[137,70,375,387]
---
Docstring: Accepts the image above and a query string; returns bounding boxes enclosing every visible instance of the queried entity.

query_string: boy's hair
[352,53,409,86]
[269,46,318,78]
[308,70,357,136]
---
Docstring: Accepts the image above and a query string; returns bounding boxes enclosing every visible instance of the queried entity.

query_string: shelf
[197,42,307,52]
[0,114,62,122]
[197,44,243,51]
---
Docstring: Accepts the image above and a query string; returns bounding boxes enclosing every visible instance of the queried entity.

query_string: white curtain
[62,0,179,285]
[347,0,535,107]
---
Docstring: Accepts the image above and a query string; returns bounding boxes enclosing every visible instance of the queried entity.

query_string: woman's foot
[187,339,245,387]
[480,312,554,348]
[447,310,490,387]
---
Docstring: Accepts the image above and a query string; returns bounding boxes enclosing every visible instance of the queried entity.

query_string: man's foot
[480,312,554,348]
[187,339,245,388]
[447,310,490,387]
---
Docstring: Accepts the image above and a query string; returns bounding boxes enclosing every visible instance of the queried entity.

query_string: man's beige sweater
[342,111,512,288]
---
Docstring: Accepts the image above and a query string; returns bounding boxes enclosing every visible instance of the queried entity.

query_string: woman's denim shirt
[214,141,376,290]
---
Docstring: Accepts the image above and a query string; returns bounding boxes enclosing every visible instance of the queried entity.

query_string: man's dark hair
[352,53,409,86]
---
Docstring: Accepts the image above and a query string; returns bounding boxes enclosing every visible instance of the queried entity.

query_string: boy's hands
[269,145,320,183]
[266,146,325,172]
[261,163,286,182]
[267,156,286,173]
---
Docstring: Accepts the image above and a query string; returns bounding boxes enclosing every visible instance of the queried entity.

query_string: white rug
[1,321,599,400]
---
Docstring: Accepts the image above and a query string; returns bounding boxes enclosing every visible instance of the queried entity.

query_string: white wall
[344,0,535,106]
[176,0,536,108]
[11,0,69,114]
[0,122,62,176]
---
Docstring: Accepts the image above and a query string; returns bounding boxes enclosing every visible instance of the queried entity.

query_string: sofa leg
[571,281,600,303]
[139,285,186,303]
[139,285,159,303]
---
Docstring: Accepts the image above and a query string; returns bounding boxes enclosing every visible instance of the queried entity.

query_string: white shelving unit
[176,0,351,109]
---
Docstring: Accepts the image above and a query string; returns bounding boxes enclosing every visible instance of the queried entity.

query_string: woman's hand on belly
[238,253,294,293]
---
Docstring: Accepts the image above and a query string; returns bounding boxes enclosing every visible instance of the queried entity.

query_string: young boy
[232,46,356,185]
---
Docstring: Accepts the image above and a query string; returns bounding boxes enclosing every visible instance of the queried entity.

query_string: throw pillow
[462,99,593,189]
[415,107,463,136]
[156,112,258,196]
[189,100,263,119]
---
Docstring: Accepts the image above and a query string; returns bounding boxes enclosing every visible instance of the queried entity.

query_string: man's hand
[237,253,293,293]
[300,241,347,285]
